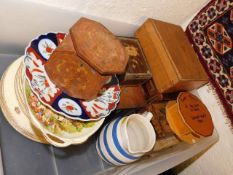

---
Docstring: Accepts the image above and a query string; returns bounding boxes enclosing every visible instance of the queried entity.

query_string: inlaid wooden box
[145,102,180,151]
[142,79,178,103]
[117,37,151,85]
[135,19,208,93]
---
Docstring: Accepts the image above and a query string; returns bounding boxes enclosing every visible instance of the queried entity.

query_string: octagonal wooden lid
[177,92,214,137]
[70,17,129,75]
[45,51,110,100]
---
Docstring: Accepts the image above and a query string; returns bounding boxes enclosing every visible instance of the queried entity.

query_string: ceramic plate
[0,58,48,143]
[24,80,105,147]
[4,57,105,147]
[24,32,120,121]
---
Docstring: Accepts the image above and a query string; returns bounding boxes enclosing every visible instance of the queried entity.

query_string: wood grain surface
[136,19,208,93]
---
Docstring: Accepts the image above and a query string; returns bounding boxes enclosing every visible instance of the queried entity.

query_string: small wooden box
[117,37,151,85]
[143,79,163,102]
[142,79,178,103]
[116,85,147,109]
[145,102,180,151]
[135,19,208,93]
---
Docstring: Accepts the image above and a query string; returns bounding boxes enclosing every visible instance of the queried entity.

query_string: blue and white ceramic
[24,32,120,121]
[96,112,156,166]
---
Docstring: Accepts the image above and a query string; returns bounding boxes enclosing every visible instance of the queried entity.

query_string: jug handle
[142,112,153,121]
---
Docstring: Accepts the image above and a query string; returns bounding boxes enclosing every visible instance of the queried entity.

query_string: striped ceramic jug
[96,112,156,166]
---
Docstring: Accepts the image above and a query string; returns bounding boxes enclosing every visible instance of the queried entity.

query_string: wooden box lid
[118,37,151,76]
[166,92,214,144]
[45,51,110,100]
[70,18,128,75]
[177,92,214,137]
[136,19,208,93]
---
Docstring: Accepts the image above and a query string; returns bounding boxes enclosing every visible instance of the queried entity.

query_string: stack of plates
[0,58,48,144]
[0,32,121,147]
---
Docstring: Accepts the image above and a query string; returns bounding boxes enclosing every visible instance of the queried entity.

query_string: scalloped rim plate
[24,32,120,121]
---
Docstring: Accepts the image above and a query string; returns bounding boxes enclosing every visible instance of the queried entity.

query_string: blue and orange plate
[24,32,120,121]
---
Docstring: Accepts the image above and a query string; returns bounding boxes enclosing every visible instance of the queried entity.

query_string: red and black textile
[186,0,233,124]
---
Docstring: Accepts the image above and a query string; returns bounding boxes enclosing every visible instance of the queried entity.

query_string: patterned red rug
[186,0,233,124]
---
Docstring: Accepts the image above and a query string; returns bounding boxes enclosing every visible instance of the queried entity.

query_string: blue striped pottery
[96,112,156,166]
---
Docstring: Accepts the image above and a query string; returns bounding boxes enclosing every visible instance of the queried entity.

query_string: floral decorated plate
[24,79,104,147]
[24,32,120,121]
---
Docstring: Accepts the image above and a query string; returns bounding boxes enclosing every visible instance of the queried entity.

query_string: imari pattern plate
[24,32,120,121]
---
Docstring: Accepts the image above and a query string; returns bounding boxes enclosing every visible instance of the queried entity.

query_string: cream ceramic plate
[1,57,105,147]
[0,57,48,144]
